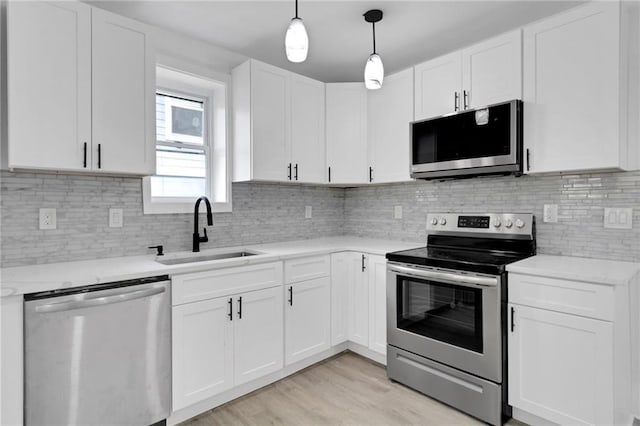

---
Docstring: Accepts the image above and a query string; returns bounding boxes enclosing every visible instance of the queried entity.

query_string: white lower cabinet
[367,255,388,355]
[331,252,388,356]
[172,297,234,410]
[234,287,284,385]
[506,269,631,426]
[348,253,370,347]
[284,277,331,365]
[171,265,284,412]
[508,304,614,426]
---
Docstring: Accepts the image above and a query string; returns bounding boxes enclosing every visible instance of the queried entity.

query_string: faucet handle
[201,228,209,243]
[148,245,164,256]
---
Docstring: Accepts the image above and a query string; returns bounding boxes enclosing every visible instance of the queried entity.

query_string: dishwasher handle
[34,286,166,313]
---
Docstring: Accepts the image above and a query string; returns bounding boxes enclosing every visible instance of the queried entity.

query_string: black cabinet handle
[294,163,298,181]
[526,149,531,172]
[83,142,87,168]
[454,92,459,112]
[288,163,292,180]
[463,90,469,110]
[288,286,293,306]
[361,254,366,272]
[510,307,515,332]
[369,167,373,183]
[328,167,331,183]
[228,298,233,321]
[237,296,242,319]
[97,144,102,169]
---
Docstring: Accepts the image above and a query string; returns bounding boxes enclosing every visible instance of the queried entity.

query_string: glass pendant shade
[285,17,308,63]
[364,53,384,90]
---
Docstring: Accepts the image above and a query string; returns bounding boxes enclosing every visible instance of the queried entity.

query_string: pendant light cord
[295,0,299,19]
[372,21,376,54]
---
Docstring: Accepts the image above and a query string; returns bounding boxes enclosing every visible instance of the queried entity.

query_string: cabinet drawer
[284,255,330,284]
[509,273,614,321]
[172,262,283,306]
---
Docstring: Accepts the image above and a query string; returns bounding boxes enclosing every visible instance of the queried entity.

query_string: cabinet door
[414,52,462,120]
[462,30,522,109]
[92,8,155,175]
[367,69,413,183]
[367,255,387,356]
[234,286,284,385]
[523,2,620,174]
[284,277,331,365]
[348,253,369,347]
[508,304,614,426]
[291,75,326,183]
[326,83,368,184]
[172,297,234,411]
[251,61,290,181]
[330,253,350,345]
[8,1,91,171]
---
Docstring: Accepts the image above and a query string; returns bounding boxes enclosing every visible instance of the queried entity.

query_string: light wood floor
[182,351,523,426]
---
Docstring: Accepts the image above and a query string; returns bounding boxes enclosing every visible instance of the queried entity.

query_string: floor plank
[181,351,524,426]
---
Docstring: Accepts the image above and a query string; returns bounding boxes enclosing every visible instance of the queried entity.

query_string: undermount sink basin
[156,250,261,266]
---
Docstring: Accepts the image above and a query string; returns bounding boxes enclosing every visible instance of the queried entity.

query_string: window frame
[143,61,231,214]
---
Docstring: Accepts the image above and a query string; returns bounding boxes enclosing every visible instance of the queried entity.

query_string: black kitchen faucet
[193,196,213,252]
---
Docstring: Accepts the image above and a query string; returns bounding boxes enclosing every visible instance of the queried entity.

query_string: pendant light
[285,0,308,63]
[363,9,384,90]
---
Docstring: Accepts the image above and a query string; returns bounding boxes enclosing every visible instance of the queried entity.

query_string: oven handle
[388,264,498,288]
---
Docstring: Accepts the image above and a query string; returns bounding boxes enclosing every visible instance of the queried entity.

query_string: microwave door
[410,100,521,178]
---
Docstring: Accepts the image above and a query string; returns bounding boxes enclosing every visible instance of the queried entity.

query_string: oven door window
[397,277,483,353]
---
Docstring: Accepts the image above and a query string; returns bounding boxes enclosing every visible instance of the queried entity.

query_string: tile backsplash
[0,171,344,267]
[1,170,639,267]
[345,171,640,262]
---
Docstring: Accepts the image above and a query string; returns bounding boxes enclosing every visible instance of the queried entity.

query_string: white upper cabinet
[367,69,414,183]
[8,1,91,172]
[462,30,522,109]
[290,75,326,183]
[523,2,639,174]
[414,52,462,120]
[232,59,326,183]
[91,8,155,175]
[7,2,155,175]
[414,30,522,121]
[326,83,368,184]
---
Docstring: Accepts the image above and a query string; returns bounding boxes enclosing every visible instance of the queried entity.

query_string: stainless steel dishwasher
[24,275,171,426]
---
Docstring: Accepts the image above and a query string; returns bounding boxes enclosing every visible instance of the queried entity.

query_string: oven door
[387,262,502,383]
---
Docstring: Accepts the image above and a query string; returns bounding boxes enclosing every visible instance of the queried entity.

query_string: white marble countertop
[506,254,640,286]
[0,237,421,297]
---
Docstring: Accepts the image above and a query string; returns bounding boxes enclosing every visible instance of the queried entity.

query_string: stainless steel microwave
[410,100,523,179]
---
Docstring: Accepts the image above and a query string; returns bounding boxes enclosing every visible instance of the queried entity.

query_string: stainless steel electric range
[385,213,535,426]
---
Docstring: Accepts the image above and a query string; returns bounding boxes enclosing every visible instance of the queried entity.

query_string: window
[143,65,230,214]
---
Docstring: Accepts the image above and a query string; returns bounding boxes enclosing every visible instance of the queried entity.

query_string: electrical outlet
[305,206,312,219]
[39,208,56,230]
[394,206,402,219]
[109,208,124,228]
[543,204,558,223]
[604,207,633,229]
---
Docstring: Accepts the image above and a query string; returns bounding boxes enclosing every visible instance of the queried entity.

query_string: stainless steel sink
[156,250,261,265]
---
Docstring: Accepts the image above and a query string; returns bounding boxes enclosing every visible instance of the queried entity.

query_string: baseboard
[347,341,386,365]
[512,407,559,426]
[168,343,350,425]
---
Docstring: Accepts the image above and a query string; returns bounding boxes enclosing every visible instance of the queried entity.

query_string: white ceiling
[89,1,582,82]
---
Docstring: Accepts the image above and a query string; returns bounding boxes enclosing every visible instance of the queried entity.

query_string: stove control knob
[431,217,439,226]
[505,219,513,228]
[516,219,525,229]
[440,218,447,225]
[493,218,501,228]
